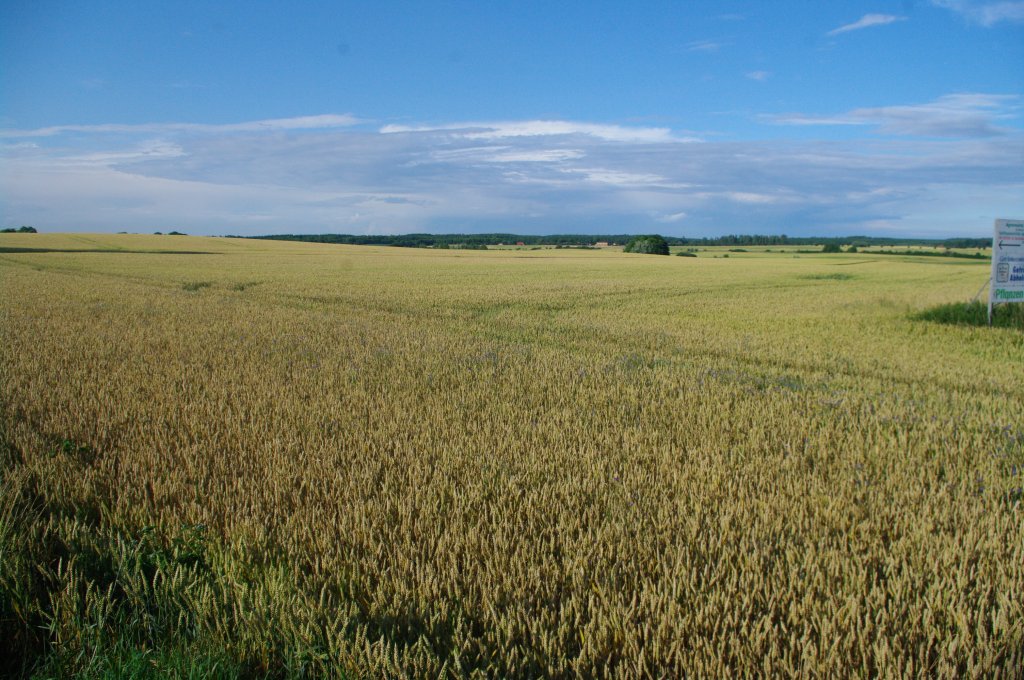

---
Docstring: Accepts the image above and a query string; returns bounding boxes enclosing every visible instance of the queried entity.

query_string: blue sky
[1,1,1022,237]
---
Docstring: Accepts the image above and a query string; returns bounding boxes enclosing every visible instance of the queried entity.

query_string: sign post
[989,218,1024,324]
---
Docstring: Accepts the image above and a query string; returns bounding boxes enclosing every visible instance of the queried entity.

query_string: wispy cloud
[569,168,677,187]
[769,93,1021,137]
[931,0,1024,25]
[52,141,187,167]
[827,14,907,36]
[487,149,586,163]
[686,39,725,53]
[0,114,361,139]
[380,120,686,143]
[656,211,687,223]
[746,71,771,82]
[1,105,1021,237]
[716,191,784,204]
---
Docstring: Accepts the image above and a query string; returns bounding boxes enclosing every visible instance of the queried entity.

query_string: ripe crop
[2,233,1021,677]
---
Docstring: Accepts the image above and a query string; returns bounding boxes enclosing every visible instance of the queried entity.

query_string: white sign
[989,218,1024,323]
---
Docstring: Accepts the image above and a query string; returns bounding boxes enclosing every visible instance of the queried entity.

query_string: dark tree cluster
[623,235,670,255]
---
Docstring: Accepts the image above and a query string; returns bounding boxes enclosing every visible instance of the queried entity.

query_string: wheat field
[1,233,1022,677]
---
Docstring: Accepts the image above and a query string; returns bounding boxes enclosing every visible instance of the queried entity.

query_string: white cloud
[0,142,39,151]
[1,106,1021,237]
[746,71,771,82]
[769,93,1021,137]
[417,146,511,164]
[54,140,186,167]
[930,0,1024,25]
[827,13,907,36]
[380,120,685,143]
[408,146,585,167]
[487,149,586,163]
[570,168,672,187]
[0,114,361,139]
[686,40,724,52]
[720,191,783,204]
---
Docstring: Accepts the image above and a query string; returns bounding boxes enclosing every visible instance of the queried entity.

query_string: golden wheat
[1,233,1022,677]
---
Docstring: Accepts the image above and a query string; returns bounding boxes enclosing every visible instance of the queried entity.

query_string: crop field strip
[1,234,1022,677]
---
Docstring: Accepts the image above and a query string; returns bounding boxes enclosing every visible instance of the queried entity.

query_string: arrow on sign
[999,240,1021,248]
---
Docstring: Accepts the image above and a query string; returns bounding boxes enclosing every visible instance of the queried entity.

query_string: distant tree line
[246,233,634,248]
[245,232,991,249]
[868,249,987,260]
[1,226,37,233]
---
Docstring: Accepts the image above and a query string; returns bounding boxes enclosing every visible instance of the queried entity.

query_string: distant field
[2,233,1022,677]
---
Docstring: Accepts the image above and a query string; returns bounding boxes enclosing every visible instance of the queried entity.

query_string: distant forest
[247,233,991,249]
